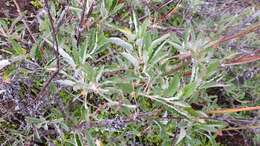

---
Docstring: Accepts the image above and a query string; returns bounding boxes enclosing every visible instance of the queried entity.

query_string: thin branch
[222,53,260,66]
[159,0,182,22]
[36,0,60,99]
[73,109,258,132]
[76,0,94,47]
[139,0,178,21]
[209,22,260,48]
[157,0,176,10]
[56,6,70,31]
[221,124,260,131]
[44,0,60,66]
[76,0,87,47]
[172,22,260,61]
[208,106,260,114]
[13,0,36,43]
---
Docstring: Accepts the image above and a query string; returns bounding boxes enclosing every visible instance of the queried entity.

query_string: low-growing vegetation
[0,0,259,145]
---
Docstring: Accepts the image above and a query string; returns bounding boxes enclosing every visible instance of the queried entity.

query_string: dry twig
[36,0,60,99]
[208,106,260,114]
[76,0,94,47]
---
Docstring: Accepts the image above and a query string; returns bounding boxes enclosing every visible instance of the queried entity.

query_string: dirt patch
[0,0,35,18]
[216,130,254,146]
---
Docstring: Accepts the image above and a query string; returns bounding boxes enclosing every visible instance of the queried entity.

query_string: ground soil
[0,0,35,18]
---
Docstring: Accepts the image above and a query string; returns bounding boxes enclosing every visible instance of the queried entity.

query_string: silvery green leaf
[149,41,167,62]
[167,41,182,50]
[121,52,139,68]
[75,133,83,146]
[136,39,144,48]
[161,111,168,125]
[147,54,167,71]
[173,101,191,107]
[100,0,108,17]
[44,38,76,68]
[0,60,10,70]
[108,37,133,52]
[121,104,137,109]
[176,128,186,145]
[86,131,95,146]
[150,33,170,49]
[96,66,104,83]
[56,80,76,87]
[142,50,149,65]
[166,75,180,96]
[58,46,76,68]
[132,10,138,34]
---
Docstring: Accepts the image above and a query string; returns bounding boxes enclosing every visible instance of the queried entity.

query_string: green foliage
[31,0,43,9]
[0,0,259,145]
